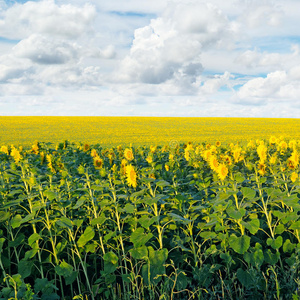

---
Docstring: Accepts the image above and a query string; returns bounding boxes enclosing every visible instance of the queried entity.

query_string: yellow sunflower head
[124,148,134,161]
[126,164,137,188]
[217,163,228,181]
[291,172,298,183]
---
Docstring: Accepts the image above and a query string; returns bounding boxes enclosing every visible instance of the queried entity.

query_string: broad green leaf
[142,246,168,285]
[138,215,155,229]
[77,226,95,248]
[0,211,10,222]
[91,216,106,226]
[55,260,73,277]
[241,187,256,200]
[18,259,33,278]
[43,190,57,200]
[227,207,246,220]
[65,271,78,285]
[200,231,217,239]
[10,214,22,229]
[266,236,283,250]
[124,203,135,214]
[56,217,73,230]
[130,227,153,248]
[234,173,245,183]
[283,239,296,253]
[237,268,254,288]
[289,220,300,230]
[130,245,148,260]
[103,251,118,265]
[220,252,233,264]
[244,249,264,267]
[241,219,260,235]
[8,234,25,248]
[156,180,170,187]
[229,234,250,254]
[264,249,280,265]
[28,233,41,247]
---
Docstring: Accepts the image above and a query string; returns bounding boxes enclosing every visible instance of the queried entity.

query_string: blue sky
[0,0,300,117]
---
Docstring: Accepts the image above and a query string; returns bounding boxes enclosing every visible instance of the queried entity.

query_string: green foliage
[0,140,300,299]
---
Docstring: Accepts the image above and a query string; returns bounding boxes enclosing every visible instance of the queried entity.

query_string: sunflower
[146,156,153,164]
[291,172,298,183]
[83,143,90,151]
[269,154,277,165]
[257,144,267,163]
[0,145,9,155]
[184,149,190,161]
[288,151,299,168]
[217,163,228,181]
[269,136,277,145]
[11,148,22,163]
[257,162,266,176]
[124,148,134,161]
[126,164,137,188]
[215,141,221,147]
[223,155,232,166]
[31,144,39,154]
[209,155,219,172]
[94,156,103,169]
[91,149,98,158]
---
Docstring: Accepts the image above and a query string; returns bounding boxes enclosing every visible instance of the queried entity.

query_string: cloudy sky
[0,0,300,117]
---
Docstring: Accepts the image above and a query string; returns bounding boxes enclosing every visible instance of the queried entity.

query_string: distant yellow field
[0,117,300,147]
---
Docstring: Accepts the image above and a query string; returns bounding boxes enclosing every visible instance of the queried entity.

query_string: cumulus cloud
[0,0,96,39]
[13,34,80,64]
[237,70,300,102]
[117,2,234,88]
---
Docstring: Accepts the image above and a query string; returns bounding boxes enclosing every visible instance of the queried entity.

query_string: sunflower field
[0,137,300,299]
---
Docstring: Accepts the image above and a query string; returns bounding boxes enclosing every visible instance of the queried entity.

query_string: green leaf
[234,173,245,183]
[65,271,78,285]
[237,268,254,288]
[142,246,168,285]
[8,234,25,248]
[10,214,23,229]
[266,236,283,250]
[241,219,260,235]
[289,220,300,230]
[138,215,155,229]
[0,238,5,252]
[130,245,148,260]
[283,239,296,253]
[264,249,280,265]
[28,233,41,248]
[103,251,118,265]
[156,180,170,187]
[244,249,264,268]
[124,203,135,214]
[0,211,10,222]
[55,260,73,278]
[43,190,57,200]
[56,217,73,230]
[229,234,250,254]
[241,187,256,200]
[227,207,246,220]
[130,227,153,248]
[18,259,33,278]
[91,216,106,226]
[77,226,95,248]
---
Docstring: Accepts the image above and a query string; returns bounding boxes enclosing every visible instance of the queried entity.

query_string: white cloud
[13,34,80,64]
[117,2,234,87]
[0,0,96,39]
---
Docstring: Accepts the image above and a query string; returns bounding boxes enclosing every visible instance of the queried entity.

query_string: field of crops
[0,136,300,299]
[1,117,300,147]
